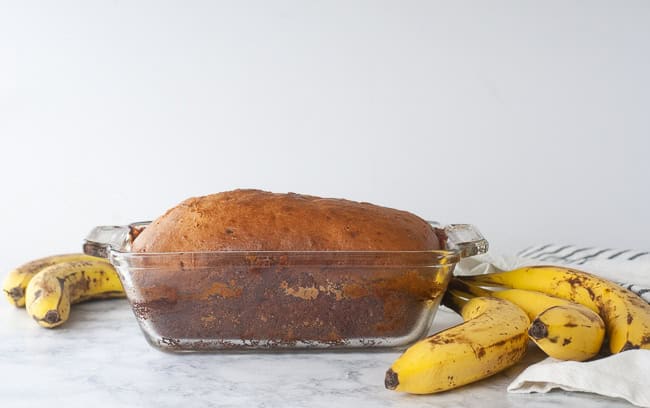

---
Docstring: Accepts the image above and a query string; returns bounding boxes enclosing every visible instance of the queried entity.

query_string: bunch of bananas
[447,279,606,361]
[386,265,650,395]
[2,254,124,328]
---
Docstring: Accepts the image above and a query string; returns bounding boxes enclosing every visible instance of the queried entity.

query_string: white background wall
[1,1,648,271]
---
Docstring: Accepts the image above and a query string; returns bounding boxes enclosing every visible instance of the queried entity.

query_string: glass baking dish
[83,222,487,352]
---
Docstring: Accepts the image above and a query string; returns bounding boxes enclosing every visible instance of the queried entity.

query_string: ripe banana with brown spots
[3,254,101,307]
[449,278,605,361]
[25,259,124,328]
[385,295,529,394]
[462,265,650,354]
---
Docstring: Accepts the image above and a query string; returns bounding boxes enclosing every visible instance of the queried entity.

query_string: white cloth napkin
[455,246,650,407]
[507,351,650,407]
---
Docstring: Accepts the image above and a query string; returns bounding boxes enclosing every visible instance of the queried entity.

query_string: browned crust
[132,189,443,252]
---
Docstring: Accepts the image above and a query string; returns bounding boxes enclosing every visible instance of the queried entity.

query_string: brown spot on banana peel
[429,336,458,345]
[384,368,399,390]
[564,322,578,328]
[562,338,572,346]
[6,287,24,303]
[67,271,91,296]
[488,333,528,360]
[67,270,118,303]
[494,341,527,366]
[585,283,597,299]
[491,338,510,348]
[627,312,633,325]
[627,295,649,308]
[566,276,597,301]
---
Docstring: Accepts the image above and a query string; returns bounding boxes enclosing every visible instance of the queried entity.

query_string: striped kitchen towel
[518,244,649,264]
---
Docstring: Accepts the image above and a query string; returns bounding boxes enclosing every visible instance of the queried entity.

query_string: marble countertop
[0,299,632,408]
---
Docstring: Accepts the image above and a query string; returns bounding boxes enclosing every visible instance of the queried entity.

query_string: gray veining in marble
[0,299,633,407]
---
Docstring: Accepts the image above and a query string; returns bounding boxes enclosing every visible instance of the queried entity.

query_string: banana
[449,278,590,320]
[385,295,529,394]
[448,279,605,361]
[529,305,606,361]
[3,253,102,307]
[461,266,650,353]
[25,260,124,328]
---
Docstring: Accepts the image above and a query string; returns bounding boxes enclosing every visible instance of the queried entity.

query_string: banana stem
[442,289,470,315]
[449,278,494,298]
[459,274,501,287]
[443,277,506,314]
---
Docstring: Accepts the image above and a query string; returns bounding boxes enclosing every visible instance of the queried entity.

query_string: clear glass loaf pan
[83,222,487,352]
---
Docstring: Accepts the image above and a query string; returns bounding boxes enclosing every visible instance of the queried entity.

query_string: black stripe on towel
[573,249,612,265]
[519,244,552,258]
[608,249,630,260]
[531,245,573,260]
[629,252,649,261]
[556,247,592,262]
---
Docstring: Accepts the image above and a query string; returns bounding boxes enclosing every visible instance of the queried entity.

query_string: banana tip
[384,368,399,390]
[44,310,61,325]
[528,319,548,340]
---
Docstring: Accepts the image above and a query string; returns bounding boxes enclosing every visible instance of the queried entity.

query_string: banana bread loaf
[132,189,445,252]
[128,189,450,350]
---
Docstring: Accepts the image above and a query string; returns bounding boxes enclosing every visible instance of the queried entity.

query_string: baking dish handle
[83,222,150,258]
[441,224,489,258]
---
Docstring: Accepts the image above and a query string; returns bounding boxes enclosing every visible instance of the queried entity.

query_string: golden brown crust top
[132,189,443,252]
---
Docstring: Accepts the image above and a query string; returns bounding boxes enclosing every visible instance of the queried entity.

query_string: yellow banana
[3,253,101,307]
[449,278,591,320]
[448,279,605,361]
[462,266,650,353]
[385,295,529,394]
[528,305,606,361]
[25,260,124,328]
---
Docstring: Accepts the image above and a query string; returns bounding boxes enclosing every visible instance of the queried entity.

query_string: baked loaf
[128,189,450,350]
[132,189,445,252]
